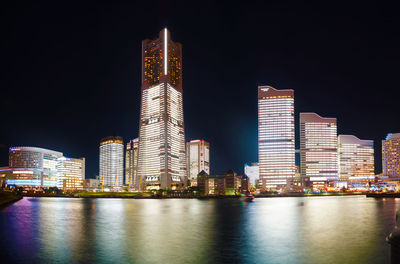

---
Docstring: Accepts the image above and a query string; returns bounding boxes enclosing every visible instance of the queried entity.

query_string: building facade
[137,29,186,190]
[338,135,374,181]
[300,113,338,185]
[125,138,139,190]
[382,133,400,178]
[186,139,210,186]
[6,146,63,187]
[56,157,85,190]
[244,162,259,187]
[258,86,295,190]
[99,136,124,190]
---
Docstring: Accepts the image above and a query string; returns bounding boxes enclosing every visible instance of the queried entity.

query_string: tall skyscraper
[186,139,210,186]
[137,29,186,190]
[382,133,400,178]
[99,136,124,190]
[56,157,85,190]
[258,86,295,189]
[244,162,259,186]
[300,113,338,183]
[125,138,139,190]
[338,135,374,180]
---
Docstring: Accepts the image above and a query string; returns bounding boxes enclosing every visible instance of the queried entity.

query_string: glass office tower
[258,86,295,190]
[382,133,400,178]
[99,136,124,190]
[186,139,210,186]
[137,29,186,190]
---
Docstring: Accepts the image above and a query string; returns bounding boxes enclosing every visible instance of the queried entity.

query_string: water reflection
[0,196,396,264]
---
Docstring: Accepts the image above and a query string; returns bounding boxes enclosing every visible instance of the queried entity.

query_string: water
[0,196,396,264]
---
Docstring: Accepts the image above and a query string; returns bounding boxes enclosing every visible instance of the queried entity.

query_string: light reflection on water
[0,196,396,264]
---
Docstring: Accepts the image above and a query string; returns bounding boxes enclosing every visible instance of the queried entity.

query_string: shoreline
[0,192,23,207]
[20,192,367,199]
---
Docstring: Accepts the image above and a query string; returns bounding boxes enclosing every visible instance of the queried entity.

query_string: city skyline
[2,2,399,178]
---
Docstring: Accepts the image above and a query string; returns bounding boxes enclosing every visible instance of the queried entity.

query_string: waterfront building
[125,138,139,190]
[300,113,338,189]
[258,86,295,190]
[56,157,85,190]
[241,174,250,193]
[186,139,210,186]
[99,136,124,190]
[338,135,374,181]
[382,133,400,178]
[85,179,100,192]
[137,29,186,190]
[6,146,63,187]
[244,162,259,187]
[197,170,241,196]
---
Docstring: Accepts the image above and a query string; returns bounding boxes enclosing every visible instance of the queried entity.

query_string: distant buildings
[5,146,62,187]
[383,133,400,178]
[125,138,139,190]
[137,28,186,190]
[99,136,124,190]
[1,146,85,190]
[56,157,85,190]
[197,170,241,196]
[186,140,210,186]
[244,162,259,186]
[300,113,338,190]
[338,135,374,181]
[258,86,295,190]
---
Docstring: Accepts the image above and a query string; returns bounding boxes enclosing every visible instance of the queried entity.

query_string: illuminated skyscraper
[338,135,374,180]
[99,136,124,189]
[56,157,85,190]
[186,140,210,186]
[382,133,400,178]
[137,29,186,190]
[125,138,139,190]
[300,113,338,182]
[258,86,295,189]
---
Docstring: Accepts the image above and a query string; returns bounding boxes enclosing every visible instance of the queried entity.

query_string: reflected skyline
[0,197,396,263]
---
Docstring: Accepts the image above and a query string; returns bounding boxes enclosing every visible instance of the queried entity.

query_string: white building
[56,157,85,190]
[137,29,186,190]
[258,86,295,189]
[300,113,338,183]
[99,136,124,190]
[244,162,259,186]
[186,140,210,186]
[338,135,374,181]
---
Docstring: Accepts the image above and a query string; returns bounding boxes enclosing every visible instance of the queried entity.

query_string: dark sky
[1,1,399,178]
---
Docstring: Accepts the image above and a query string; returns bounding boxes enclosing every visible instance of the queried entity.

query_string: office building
[244,162,259,186]
[137,29,186,190]
[186,139,210,186]
[338,135,374,181]
[300,113,338,186]
[56,157,85,190]
[382,133,400,178]
[5,146,63,187]
[258,86,295,189]
[125,138,139,190]
[99,136,124,189]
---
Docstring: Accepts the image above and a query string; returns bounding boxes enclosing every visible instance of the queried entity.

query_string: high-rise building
[258,86,295,189]
[300,113,338,183]
[137,29,186,190]
[338,135,374,181]
[56,157,85,190]
[244,162,259,186]
[6,146,63,187]
[99,136,124,190]
[186,139,210,186]
[125,138,139,190]
[382,133,400,178]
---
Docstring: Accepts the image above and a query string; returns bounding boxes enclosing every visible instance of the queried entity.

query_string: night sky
[2,1,399,178]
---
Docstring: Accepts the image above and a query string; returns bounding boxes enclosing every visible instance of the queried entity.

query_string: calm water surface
[0,196,396,264]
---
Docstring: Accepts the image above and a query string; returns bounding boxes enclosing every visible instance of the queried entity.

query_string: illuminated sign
[13,170,34,174]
